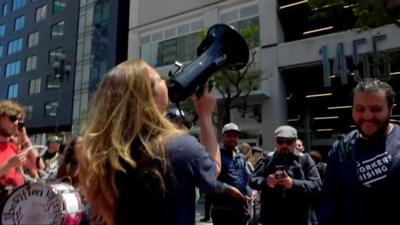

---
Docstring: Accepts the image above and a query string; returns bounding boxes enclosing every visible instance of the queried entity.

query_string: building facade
[71,0,129,136]
[0,0,79,143]
[128,0,400,154]
[0,0,129,143]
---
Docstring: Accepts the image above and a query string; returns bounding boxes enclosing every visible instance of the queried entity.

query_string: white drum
[1,183,83,225]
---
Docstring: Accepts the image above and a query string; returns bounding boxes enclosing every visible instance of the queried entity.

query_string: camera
[275,165,285,179]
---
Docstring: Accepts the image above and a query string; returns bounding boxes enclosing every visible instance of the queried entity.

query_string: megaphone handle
[194,79,214,98]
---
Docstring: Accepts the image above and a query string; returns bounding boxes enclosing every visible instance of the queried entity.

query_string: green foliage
[181,24,263,129]
[238,24,260,49]
[352,4,397,29]
[308,0,347,8]
[239,130,258,139]
[308,0,400,29]
[212,24,263,125]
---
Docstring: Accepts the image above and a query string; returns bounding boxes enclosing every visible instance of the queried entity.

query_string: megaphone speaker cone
[168,24,249,103]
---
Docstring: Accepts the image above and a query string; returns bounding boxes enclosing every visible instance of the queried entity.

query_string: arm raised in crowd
[249,155,270,190]
[192,86,221,175]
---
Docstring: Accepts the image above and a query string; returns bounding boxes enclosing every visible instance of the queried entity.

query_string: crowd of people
[0,59,399,225]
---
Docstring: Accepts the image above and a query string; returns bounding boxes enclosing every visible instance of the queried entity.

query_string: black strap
[261,153,274,176]
[338,135,352,162]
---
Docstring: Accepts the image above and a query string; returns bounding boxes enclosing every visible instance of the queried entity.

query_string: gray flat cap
[274,125,297,139]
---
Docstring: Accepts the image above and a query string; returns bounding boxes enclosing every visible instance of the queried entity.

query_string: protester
[249,146,264,225]
[308,150,327,225]
[77,60,242,225]
[250,146,263,168]
[0,100,40,201]
[296,138,305,153]
[308,150,327,179]
[57,136,83,186]
[42,136,64,182]
[166,108,187,129]
[210,123,256,225]
[250,125,321,225]
[319,78,400,225]
[239,142,253,173]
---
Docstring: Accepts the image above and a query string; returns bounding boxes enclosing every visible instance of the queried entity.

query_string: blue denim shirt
[218,144,253,196]
[115,135,226,225]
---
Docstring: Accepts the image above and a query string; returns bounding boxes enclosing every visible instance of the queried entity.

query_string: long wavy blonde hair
[78,60,184,225]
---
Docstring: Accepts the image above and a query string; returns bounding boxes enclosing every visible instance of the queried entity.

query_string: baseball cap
[166,108,184,119]
[222,123,240,135]
[274,125,297,139]
[47,136,60,143]
[251,146,263,153]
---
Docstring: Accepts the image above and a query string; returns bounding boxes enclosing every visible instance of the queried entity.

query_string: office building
[0,0,129,143]
[128,0,400,153]
[0,0,79,143]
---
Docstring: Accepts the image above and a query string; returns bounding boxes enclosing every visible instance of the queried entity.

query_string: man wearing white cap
[42,136,63,182]
[250,125,321,225]
[210,122,256,225]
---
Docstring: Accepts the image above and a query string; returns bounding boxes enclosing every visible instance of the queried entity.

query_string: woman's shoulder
[166,135,205,158]
[168,134,200,147]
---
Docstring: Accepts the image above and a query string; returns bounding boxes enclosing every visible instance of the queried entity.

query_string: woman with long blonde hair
[78,60,241,225]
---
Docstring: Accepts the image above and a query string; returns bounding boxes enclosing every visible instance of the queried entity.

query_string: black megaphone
[167,24,249,103]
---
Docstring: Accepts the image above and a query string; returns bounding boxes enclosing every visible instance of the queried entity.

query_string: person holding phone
[0,100,40,201]
[250,125,321,225]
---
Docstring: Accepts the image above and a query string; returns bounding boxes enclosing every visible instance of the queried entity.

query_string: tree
[173,24,263,134]
[308,0,400,30]
[210,24,263,131]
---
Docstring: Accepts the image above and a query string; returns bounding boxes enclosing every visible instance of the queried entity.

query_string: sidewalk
[196,193,213,225]
[197,222,213,225]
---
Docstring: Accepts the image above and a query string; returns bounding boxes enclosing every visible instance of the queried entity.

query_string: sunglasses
[7,115,24,129]
[8,115,19,123]
[276,138,295,145]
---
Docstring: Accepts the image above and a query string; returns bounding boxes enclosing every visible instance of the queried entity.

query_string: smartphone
[275,165,285,179]
[18,120,25,130]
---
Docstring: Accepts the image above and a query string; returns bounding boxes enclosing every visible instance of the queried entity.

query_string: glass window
[28,78,41,94]
[158,38,177,67]
[22,105,33,120]
[140,31,201,67]
[7,83,18,99]
[5,60,21,77]
[26,55,37,71]
[52,0,65,14]
[35,4,47,22]
[44,101,58,117]
[176,33,201,62]
[46,74,61,89]
[0,46,3,58]
[0,24,5,37]
[14,15,25,31]
[8,37,23,55]
[2,3,8,16]
[93,1,110,26]
[12,0,26,11]
[229,17,260,47]
[48,47,63,65]
[51,21,64,38]
[28,31,39,48]
[89,59,108,92]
